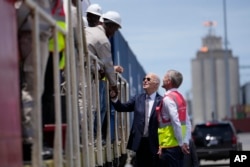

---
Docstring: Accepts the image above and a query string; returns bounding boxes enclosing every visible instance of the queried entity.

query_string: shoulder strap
[167,91,187,121]
[156,91,186,123]
[167,91,186,107]
[156,94,169,123]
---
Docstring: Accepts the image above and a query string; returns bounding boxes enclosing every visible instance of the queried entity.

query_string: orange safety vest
[156,91,187,148]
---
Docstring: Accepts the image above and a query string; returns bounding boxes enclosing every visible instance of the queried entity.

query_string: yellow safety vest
[48,21,66,70]
[48,21,66,52]
[49,0,66,70]
[157,91,187,148]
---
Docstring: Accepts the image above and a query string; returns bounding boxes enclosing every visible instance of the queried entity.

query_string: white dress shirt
[147,92,156,122]
[162,88,191,146]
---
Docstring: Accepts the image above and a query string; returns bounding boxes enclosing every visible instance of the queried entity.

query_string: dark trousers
[159,146,184,167]
[136,137,159,167]
[42,52,66,125]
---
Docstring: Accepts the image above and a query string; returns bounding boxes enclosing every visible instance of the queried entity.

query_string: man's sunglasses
[143,77,151,82]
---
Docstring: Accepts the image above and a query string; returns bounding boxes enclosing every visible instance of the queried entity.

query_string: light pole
[223,0,231,118]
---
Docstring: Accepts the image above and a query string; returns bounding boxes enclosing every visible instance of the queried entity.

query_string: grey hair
[167,70,183,88]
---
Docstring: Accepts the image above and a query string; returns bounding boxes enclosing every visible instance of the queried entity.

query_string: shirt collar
[164,88,178,96]
[147,92,157,100]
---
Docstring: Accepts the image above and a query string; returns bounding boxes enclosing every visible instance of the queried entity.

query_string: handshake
[109,85,118,99]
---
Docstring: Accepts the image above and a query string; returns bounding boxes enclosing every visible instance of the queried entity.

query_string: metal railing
[21,0,130,167]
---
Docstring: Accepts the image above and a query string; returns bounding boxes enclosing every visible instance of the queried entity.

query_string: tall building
[191,28,240,125]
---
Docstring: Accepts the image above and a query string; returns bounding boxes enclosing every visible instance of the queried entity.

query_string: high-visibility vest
[156,91,187,148]
[49,0,66,70]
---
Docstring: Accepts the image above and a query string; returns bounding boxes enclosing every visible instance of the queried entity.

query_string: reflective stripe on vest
[156,91,187,148]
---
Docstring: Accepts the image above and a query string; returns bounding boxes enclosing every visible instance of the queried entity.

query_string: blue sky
[87,0,250,96]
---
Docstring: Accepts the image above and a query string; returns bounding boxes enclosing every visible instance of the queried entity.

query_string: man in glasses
[110,73,162,167]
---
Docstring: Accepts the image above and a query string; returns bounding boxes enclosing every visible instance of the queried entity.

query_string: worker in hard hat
[85,3,102,27]
[85,11,123,141]
[100,11,123,142]
[77,4,103,140]
[102,11,122,36]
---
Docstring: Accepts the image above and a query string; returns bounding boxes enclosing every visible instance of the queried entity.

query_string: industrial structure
[191,23,240,125]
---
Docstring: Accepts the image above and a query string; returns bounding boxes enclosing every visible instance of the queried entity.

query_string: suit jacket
[112,92,162,154]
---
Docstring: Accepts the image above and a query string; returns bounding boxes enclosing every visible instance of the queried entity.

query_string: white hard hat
[102,11,122,28]
[86,4,102,16]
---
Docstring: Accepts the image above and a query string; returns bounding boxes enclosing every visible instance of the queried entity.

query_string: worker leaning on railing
[84,10,124,140]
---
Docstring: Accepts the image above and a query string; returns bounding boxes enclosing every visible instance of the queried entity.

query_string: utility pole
[223,0,231,118]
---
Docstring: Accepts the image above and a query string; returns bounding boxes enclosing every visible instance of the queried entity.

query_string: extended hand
[109,85,118,98]
[110,90,117,99]
[157,147,162,156]
[114,65,124,73]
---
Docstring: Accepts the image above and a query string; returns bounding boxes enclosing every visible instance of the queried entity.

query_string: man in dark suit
[110,73,162,167]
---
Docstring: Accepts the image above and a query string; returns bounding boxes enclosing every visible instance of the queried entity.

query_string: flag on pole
[203,21,217,27]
